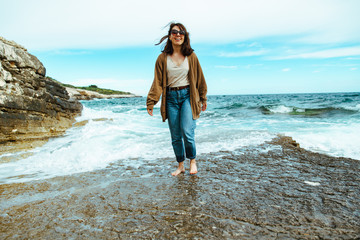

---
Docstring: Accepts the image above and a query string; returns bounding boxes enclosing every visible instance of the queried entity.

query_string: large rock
[0,36,82,144]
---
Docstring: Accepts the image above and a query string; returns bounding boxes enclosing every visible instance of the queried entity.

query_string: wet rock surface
[0,36,82,148]
[0,136,359,239]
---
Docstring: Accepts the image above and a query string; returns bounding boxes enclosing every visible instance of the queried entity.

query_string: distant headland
[47,77,140,100]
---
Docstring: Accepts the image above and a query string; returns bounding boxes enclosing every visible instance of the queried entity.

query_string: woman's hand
[202,102,207,111]
[147,108,153,116]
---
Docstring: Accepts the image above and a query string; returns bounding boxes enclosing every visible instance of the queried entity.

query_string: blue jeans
[166,87,196,162]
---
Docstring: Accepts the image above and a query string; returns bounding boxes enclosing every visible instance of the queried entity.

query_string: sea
[0,92,359,184]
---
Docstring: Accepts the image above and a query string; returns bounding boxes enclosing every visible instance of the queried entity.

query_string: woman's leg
[167,88,198,175]
[167,91,186,176]
[180,96,196,160]
[180,93,197,174]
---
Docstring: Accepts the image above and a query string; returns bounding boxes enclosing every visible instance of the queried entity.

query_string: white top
[167,55,190,87]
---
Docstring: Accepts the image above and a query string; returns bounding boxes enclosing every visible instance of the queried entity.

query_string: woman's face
[169,25,185,46]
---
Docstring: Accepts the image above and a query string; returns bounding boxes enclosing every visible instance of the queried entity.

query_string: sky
[1,0,359,96]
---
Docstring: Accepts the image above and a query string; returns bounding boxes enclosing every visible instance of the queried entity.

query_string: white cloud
[248,42,262,48]
[236,42,263,48]
[50,50,91,56]
[282,68,291,72]
[311,63,359,67]
[350,68,358,71]
[219,50,268,58]
[1,0,359,50]
[215,65,238,69]
[243,64,264,69]
[270,46,360,60]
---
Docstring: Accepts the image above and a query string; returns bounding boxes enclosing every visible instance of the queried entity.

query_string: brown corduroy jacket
[146,52,207,122]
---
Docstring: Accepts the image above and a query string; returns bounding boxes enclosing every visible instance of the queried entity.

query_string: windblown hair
[156,22,194,56]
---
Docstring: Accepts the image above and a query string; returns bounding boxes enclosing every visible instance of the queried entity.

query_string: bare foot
[190,159,198,175]
[171,163,185,176]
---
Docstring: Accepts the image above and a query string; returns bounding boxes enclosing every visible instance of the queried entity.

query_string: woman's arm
[194,54,208,106]
[146,55,164,115]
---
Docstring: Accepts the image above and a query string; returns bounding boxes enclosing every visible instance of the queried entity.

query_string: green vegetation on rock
[46,77,132,95]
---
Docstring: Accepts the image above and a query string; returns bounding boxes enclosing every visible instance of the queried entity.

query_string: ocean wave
[342,104,360,112]
[342,93,360,97]
[215,102,244,110]
[260,105,358,116]
[1,93,359,184]
[287,121,360,160]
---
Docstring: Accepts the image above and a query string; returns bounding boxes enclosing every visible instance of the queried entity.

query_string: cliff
[0,37,82,145]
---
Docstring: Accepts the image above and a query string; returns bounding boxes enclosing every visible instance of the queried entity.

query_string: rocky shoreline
[0,36,138,154]
[0,136,359,239]
[1,36,358,239]
[0,37,82,148]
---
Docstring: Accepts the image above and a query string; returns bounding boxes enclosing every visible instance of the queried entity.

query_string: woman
[146,22,207,176]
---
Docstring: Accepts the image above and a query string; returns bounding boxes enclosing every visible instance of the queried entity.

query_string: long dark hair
[156,22,194,56]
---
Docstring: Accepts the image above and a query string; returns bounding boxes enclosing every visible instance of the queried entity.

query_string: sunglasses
[171,30,186,36]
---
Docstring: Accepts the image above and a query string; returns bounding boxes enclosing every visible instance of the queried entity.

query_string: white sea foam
[80,105,118,120]
[343,103,360,112]
[1,94,359,184]
[285,121,360,160]
[268,105,293,114]
[0,103,274,183]
[196,129,275,154]
[304,181,320,186]
[0,105,167,183]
